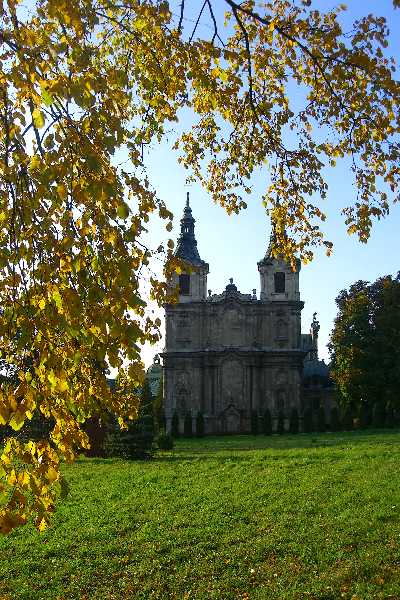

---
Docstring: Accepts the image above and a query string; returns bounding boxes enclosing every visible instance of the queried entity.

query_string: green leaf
[117,202,130,219]
[41,89,53,106]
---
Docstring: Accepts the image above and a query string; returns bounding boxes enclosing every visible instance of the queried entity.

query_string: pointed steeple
[258,223,276,266]
[174,193,206,266]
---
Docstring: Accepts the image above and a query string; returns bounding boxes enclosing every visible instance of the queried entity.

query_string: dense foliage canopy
[329,274,400,412]
[0,0,399,532]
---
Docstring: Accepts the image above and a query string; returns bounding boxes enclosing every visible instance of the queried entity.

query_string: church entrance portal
[220,404,241,434]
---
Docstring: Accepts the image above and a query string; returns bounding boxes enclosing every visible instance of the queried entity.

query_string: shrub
[358,402,372,429]
[342,407,353,431]
[372,402,386,428]
[277,410,285,435]
[303,408,313,433]
[330,407,341,432]
[317,407,326,433]
[184,413,193,437]
[153,377,165,432]
[385,402,396,428]
[262,408,272,435]
[251,410,259,435]
[104,379,154,459]
[171,412,180,438]
[196,411,205,437]
[157,431,174,450]
[289,408,299,434]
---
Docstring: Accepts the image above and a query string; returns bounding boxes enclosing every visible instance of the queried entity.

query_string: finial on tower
[186,191,190,208]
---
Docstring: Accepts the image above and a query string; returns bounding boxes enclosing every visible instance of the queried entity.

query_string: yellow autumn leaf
[32,108,45,128]
[46,466,59,483]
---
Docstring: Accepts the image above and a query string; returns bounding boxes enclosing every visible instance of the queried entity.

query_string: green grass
[1,430,400,600]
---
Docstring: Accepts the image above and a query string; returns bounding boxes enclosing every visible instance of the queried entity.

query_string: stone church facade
[161,194,323,434]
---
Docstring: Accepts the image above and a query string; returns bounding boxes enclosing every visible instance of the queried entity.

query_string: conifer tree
[277,411,285,435]
[171,412,180,438]
[372,402,386,428]
[262,409,272,436]
[317,407,326,433]
[251,411,259,435]
[289,408,299,434]
[303,408,314,434]
[330,407,341,432]
[154,377,166,433]
[105,379,154,459]
[196,412,205,438]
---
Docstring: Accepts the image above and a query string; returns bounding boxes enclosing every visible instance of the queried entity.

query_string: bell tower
[170,193,209,303]
[257,228,301,302]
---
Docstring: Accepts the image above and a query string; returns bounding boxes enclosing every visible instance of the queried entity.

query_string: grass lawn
[1,431,400,600]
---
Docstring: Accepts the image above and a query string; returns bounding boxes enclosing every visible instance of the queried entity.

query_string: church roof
[258,222,301,270]
[174,193,207,267]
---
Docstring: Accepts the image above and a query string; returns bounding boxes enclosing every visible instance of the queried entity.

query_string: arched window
[179,274,190,295]
[274,272,285,293]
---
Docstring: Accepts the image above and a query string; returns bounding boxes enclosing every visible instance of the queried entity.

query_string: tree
[171,412,180,438]
[1,0,399,532]
[153,377,166,433]
[104,378,154,459]
[251,410,259,435]
[342,407,354,431]
[196,411,205,437]
[317,407,326,433]
[262,409,272,436]
[277,411,285,435]
[330,407,341,432]
[329,275,400,415]
[358,402,372,430]
[303,408,313,433]
[372,402,386,429]
[289,408,299,434]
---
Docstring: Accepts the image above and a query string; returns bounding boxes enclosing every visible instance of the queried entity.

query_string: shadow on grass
[79,429,400,467]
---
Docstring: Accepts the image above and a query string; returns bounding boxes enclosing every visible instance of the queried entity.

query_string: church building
[161,194,325,434]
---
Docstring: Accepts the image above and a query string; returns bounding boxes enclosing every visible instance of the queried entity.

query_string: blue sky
[139,0,400,366]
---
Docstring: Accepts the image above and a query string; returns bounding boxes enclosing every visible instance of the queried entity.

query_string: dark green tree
[342,407,354,431]
[262,409,272,435]
[329,275,400,414]
[171,412,180,438]
[358,402,372,429]
[196,412,205,437]
[385,402,397,429]
[289,408,299,434]
[372,402,386,428]
[153,376,166,432]
[277,411,285,435]
[251,410,259,435]
[303,408,313,433]
[317,407,326,433]
[105,379,154,459]
[330,407,341,432]
[157,430,174,450]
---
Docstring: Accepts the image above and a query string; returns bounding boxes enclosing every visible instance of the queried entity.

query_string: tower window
[274,272,285,293]
[179,274,190,295]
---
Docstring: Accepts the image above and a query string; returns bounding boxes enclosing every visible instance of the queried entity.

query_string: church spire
[258,222,277,265]
[174,193,206,266]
